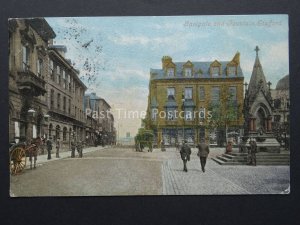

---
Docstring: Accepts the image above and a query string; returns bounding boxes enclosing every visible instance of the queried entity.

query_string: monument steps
[212,151,290,165]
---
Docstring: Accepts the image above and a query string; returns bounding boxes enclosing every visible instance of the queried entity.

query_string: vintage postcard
[9,15,290,196]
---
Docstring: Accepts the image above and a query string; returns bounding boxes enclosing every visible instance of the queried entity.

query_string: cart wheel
[10,147,26,175]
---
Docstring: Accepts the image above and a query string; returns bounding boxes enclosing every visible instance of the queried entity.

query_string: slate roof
[150,61,243,80]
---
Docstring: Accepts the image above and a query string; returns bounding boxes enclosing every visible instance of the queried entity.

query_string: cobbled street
[10,146,290,196]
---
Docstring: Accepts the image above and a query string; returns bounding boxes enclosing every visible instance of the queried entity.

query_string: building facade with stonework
[9,18,56,143]
[84,93,116,145]
[145,53,244,146]
[271,74,290,148]
[47,45,87,149]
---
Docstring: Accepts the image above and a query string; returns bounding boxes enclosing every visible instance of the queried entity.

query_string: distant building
[84,93,116,145]
[271,75,290,124]
[145,53,244,146]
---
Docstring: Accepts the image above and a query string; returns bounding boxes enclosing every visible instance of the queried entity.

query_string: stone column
[268,116,272,132]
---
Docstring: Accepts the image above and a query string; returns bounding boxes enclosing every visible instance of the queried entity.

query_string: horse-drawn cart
[9,137,42,175]
[135,129,154,152]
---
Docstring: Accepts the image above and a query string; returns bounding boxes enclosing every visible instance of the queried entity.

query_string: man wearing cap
[196,138,210,172]
[180,140,192,172]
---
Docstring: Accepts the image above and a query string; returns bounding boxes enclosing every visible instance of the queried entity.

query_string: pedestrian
[55,138,60,158]
[46,137,52,160]
[225,140,233,154]
[161,140,166,152]
[71,139,76,158]
[40,136,45,155]
[250,139,257,166]
[77,141,83,158]
[196,139,210,173]
[180,140,191,172]
[175,140,180,151]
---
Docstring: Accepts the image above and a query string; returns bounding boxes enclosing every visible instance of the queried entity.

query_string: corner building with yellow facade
[145,53,244,146]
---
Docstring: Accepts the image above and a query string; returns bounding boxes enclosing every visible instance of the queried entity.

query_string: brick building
[145,53,244,146]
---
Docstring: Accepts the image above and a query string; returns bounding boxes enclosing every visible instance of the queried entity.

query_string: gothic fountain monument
[242,46,281,153]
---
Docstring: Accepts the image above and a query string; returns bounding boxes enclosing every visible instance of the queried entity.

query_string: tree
[207,85,241,146]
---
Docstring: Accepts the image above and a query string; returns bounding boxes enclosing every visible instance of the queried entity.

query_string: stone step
[213,151,290,166]
[211,158,224,165]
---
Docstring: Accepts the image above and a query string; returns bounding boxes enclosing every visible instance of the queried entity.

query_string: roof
[150,61,243,80]
[27,18,56,41]
[85,93,111,109]
[276,74,289,90]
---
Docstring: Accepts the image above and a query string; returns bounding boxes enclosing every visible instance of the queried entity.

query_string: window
[69,77,72,92]
[199,87,205,101]
[228,66,236,76]
[151,108,157,121]
[50,60,54,80]
[184,87,193,100]
[211,66,219,76]
[57,93,61,109]
[167,68,174,77]
[211,87,220,102]
[166,108,176,121]
[185,108,194,121]
[68,99,71,114]
[184,68,192,77]
[228,86,237,101]
[37,58,43,77]
[63,70,66,89]
[274,115,281,122]
[22,45,30,71]
[63,127,67,141]
[167,87,175,99]
[63,96,66,112]
[50,89,54,108]
[56,66,60,84]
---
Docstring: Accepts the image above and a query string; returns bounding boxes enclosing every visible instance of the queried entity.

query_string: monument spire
[248,45,269,98]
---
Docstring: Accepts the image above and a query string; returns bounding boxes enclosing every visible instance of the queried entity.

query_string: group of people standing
[44,137,84,160]
[179,139,210,173]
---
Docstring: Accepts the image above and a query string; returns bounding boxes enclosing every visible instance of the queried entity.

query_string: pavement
[10,146,290,196]
[25,145,111,169]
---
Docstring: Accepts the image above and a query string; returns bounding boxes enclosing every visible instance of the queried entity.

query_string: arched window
[63,127,67,141]
[56,125,60,140]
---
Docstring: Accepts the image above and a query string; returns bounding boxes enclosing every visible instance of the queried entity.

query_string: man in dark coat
[77,141,83,158]
[248,139,257,166]
[180,140,191,172]
[196,139,210,172]
[71,139,76,158]
[46,137,52,160]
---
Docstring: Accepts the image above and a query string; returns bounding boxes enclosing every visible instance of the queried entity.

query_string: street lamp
[27,108,36,116]
[181,91,185,142]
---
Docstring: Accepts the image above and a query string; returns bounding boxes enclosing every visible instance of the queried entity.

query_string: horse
[26,137,42,169]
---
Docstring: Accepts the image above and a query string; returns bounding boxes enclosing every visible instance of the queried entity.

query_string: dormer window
[167,68,174,77]
[227,66,236,76]
[184,68,192,77]
[167,87,175,99]
[211,66,220,76]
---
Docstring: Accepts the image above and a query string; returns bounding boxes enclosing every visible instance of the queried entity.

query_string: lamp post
[181,91,185,142]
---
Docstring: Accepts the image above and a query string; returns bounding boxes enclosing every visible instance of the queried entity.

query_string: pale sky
[46,15,289,138]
